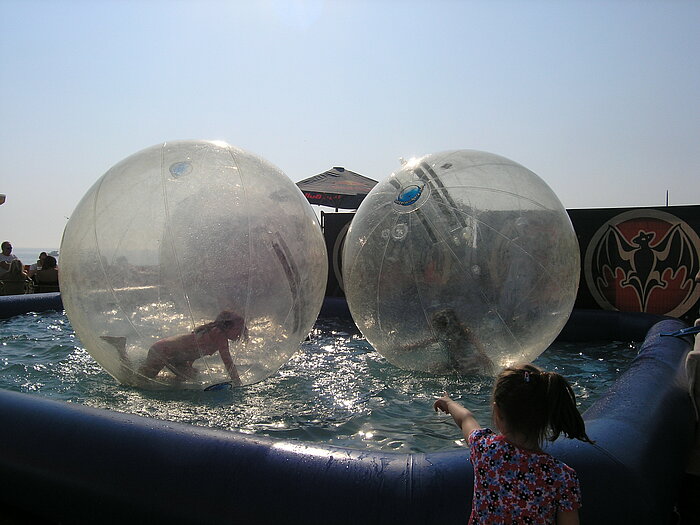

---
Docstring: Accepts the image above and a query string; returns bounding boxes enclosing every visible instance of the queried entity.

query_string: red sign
[584,209,700,316]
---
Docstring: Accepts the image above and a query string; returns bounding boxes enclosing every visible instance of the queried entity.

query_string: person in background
[434,364,593,525]
[680,270,700,520]
[0,241,18,277]
[33,255,59,291]
[27,252,48,278]
[697,270,700,317]
[0,259,32,295]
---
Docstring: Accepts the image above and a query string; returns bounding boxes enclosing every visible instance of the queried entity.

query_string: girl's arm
[556,509,580,525]
[218,342,242,386]
[433,393,481,441]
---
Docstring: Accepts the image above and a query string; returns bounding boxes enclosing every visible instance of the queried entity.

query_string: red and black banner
[321,205,700,321]
[570,205,700,321]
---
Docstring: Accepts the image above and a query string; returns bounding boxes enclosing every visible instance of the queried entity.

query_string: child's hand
[433,392,453,414]
[434,393,481,439]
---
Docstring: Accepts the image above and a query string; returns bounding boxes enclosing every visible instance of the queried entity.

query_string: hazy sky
[1,0,698,250]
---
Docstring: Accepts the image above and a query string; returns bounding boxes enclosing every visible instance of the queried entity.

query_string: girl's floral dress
[468,428,581,524]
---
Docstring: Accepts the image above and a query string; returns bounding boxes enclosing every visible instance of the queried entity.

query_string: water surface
[0,310,636,452]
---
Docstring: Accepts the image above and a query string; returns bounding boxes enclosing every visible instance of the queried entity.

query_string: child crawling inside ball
[103,310,248,386]
[139,310,248,385]
[396,308,495,376]
[434,364,593,525]
[430,309,495,375]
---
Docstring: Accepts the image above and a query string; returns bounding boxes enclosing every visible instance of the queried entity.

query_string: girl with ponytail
[434,364,593,524]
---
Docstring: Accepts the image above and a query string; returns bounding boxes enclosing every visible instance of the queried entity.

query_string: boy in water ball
[138,310,248,385]
[396,308,495,376]
[430,309,495,375]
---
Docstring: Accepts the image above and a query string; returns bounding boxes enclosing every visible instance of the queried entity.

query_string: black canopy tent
[296,167,378,210]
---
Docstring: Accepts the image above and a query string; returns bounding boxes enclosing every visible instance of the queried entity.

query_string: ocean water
[0,309,636,453]
[10,248,59,267]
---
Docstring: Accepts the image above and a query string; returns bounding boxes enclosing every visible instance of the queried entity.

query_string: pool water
[0,310,637,453]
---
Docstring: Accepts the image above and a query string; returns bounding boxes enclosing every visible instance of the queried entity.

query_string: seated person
[684,272,700,482]
[34,255,59,291]
[0,259,32,295]
[27,252,48,278]
[0,241,18,278]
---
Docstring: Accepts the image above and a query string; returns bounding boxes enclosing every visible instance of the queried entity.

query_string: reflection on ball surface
[343,150,579,375]
[60,140,327,389]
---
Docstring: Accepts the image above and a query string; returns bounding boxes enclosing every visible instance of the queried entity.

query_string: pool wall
[0,296,694,524]
[0,291,63,319]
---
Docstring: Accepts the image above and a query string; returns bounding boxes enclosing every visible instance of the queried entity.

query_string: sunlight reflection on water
[0,311,635,453]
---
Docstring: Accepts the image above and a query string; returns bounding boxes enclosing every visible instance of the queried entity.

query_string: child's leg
[101,336,136,381]
[101,336,128,361]
[166,360,198,380]
[138,346,167,378]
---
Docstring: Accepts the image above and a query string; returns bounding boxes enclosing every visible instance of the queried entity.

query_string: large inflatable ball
[343,150,579,376]
[60,140,328,390]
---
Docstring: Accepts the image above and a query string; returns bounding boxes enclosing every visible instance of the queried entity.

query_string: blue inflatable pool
[0,294,694,524]
[0,291,63,319]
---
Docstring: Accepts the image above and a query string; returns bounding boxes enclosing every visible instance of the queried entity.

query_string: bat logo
[584,210,700,317]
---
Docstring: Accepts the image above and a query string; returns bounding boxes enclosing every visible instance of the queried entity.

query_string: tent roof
[296,167,378,209]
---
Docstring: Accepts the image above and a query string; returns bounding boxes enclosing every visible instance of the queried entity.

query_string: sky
[1,0,698,251]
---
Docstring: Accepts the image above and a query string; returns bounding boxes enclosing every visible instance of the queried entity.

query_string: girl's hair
[194,310,243,335]
[43,256,57,269]
[493,364,593,445]
[8,259,25,277]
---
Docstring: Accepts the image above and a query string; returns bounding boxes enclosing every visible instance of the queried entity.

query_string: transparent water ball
[343,150,579,376]
[60,140,327,390]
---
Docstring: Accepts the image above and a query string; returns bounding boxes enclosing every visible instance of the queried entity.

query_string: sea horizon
[12,247,60,265]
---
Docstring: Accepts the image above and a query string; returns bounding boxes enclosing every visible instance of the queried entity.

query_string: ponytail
[543,371,594,444]
[493,364,594,446]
